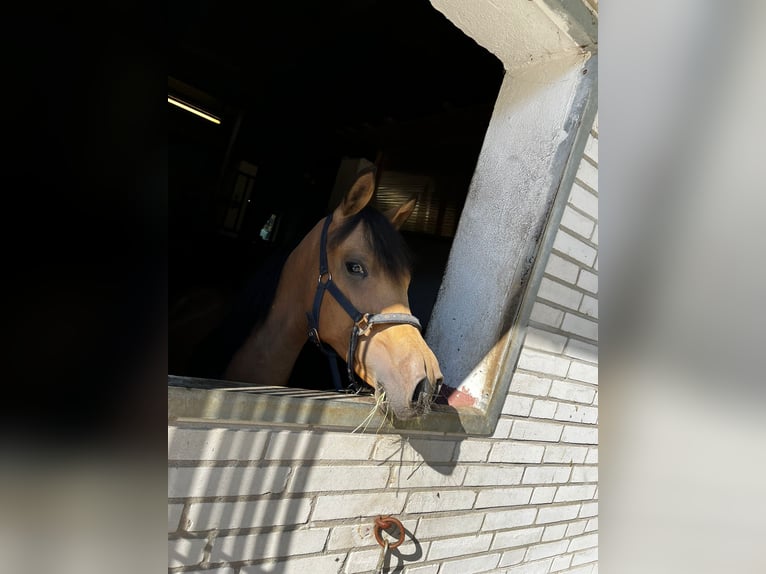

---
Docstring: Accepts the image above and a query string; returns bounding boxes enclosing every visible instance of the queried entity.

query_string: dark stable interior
[169,0,503,389]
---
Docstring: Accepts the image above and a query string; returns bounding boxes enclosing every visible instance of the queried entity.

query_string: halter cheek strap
[306,214,422,392]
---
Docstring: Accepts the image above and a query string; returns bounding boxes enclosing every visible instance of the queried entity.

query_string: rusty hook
[373,515,405,550]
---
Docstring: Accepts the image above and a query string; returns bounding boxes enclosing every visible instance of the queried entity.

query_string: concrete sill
[168,375,492,436]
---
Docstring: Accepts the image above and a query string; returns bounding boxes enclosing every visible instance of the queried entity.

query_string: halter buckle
[355,313,373,337]
[318,271,332,285]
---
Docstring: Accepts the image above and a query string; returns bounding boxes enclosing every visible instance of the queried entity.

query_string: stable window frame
[168,1,598,436]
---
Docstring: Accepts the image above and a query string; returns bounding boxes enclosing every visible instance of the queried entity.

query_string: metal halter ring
[373,515,405,549]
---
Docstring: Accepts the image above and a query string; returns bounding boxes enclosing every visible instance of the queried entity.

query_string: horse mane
[330,206,413,280]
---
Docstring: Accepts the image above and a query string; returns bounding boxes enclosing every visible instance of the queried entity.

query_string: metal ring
[373,515,405,549]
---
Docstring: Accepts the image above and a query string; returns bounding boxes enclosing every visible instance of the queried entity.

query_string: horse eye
[345,261,367,276]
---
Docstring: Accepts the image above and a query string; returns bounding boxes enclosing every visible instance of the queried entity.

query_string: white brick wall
[168,116,597,573]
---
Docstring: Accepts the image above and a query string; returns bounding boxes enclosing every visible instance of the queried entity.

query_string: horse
[205,166,443,420]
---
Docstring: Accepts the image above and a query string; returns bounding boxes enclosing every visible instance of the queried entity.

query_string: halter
[306,213,423,392]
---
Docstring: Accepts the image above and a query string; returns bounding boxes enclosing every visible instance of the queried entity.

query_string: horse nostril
[412,378,429,404]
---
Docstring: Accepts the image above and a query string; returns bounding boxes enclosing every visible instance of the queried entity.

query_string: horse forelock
[329,206,412,280]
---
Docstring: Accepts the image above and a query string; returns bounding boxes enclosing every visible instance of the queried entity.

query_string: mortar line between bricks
[581,153,597,170]
[557,221,597,245]
[526,319,598,348]
[515,363,599,386]
[572,177,598,197]
[550,245,599,270]
[539,273,598,300]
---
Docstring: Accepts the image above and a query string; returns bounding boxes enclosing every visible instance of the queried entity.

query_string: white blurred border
[603,1,766,572]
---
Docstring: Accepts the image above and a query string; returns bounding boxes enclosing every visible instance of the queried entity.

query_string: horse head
[313,168,444,420]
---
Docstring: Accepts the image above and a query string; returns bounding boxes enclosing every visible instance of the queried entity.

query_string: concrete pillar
[425,1,597,408]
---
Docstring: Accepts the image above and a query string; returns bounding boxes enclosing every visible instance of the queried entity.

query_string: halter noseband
[306,213,422,392]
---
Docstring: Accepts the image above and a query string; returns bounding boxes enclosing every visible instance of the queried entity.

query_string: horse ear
[384,197,417,230]
[337,169,376,218]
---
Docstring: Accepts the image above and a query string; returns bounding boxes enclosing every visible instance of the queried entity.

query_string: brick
[416,512,485,539]
[264,431,376,460]
[211,528,329,562]
[543,445,589,464]
[522,466,572,485]
[537,277,583,310]
[327,518,416,551]
[498,547,526,567]
[510,420,563,442]
[585,448,598,464]
[168,537,206,567]
[536,504,581,524]
[553,231,597,268]
[518,348,571,378]
[168,503,183,532]
[576,160,598,191]
[593,255,598,271]
[438,553,501,574]
[530,399,558,419]
[530,486,556,504]
[240,553,345,574]
[561,425,599,445]
[290,465,389,492]
[526,539,570,561]
[542,523,568,541]
[168,427,269,461]
[569,184,598,218]
[489,442,544,464]
[566,519,589,537]
[506,558,553,574]
[577,270,598,294]
[491,526,544,550]
[579,295,599,318]
[454,440,492,462]
[405,490,476,514]
[344,547,382,573]
[554,403,598,424]
[551,554,573,571]
[403,565,440,574]
[313,491,406,521]
[591,224,599,245]
[524,327,568,353]
[427,533,493,560]
[501,394,534,416]
[372,437,456,462]
[560,208,595,239]
[168,466,291,498]
[569,533,598,552]
[571,466,598,483]
[390,464,466,489]
[585,517,598,532]
[565,565,596,574]
[572,546,598,566]
[554,485,597,503]
[584,134,598,163]
[510,372,552,397]
[483,508,538,530]
[561,313,598,341]
[563,339,597,363]
[568,361,598,385]
[186,498,313,531]
[545,253,580,283]
[474,487,533,509]
[579,501,598,518]
[490,418,513,439]
[463,464,524,487]
[530,302,565,328]
[549,381,596,404]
